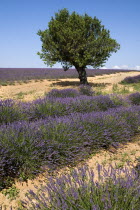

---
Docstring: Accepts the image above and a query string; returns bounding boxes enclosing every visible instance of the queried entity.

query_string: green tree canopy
[37,8,120,84]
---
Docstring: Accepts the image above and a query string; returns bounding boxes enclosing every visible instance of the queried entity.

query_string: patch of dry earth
[0,71,140,101]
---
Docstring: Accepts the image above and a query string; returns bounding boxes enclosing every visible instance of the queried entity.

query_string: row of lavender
[1,88,140,125]
[1,106,140,190]
[25,163,140,209]
[122,74,140,83]
[0,68,134,82]
[1,88,140,190]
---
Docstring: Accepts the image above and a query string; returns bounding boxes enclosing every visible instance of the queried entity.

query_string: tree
[37,9,120,85]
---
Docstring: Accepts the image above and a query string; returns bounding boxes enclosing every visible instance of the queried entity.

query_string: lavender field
[0,83,140,208]
[0,68,134,83]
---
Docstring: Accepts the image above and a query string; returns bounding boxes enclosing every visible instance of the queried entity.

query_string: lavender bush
[79,85,95,96]
[121,74,140,84]
[30,100,67,119]
[50,95,116,114]
[46,88,80,98]
[109,94,128,107]
[25,163,140,209]
[128,92,140,105]
[0,99,26,125]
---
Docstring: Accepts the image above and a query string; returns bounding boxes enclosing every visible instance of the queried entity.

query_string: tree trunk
[76,67,89,85]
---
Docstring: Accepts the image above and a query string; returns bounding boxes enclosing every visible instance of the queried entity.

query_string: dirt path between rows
[0,71,140,101]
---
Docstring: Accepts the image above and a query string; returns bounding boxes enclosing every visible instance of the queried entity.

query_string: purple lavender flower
[25,163,140,209]
[0,68,133,82]
[122,74,140,84]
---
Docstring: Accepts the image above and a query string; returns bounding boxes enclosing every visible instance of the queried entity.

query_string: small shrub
[121,75,140,84]
[128,92,140,105]
[112,84,130,94]
[47,88,80,98]
[2,185,19,200]
[112,83,119,92]
[32,100,67,119]
[79,85,95,96]
[109,94,128,107]
[0,99,26,124]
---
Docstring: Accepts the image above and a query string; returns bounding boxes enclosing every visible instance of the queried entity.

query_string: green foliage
[15,91,35,100]
[37,8,120,70]
[0,100,27,124]
[112,84,130,94]
[109,94,129,107]
[123,82,140,92]
[16,92,25,99]
[128,92,140,105]
[0,177,14,191]
[2,185,19,200]
[34,102,67,118]
[0,81,8,86]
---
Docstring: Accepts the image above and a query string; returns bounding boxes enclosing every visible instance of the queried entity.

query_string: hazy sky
[0,0,140,69]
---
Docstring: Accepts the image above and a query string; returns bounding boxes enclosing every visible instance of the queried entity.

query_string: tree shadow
[50,80,110,87]
[91,83,111,87]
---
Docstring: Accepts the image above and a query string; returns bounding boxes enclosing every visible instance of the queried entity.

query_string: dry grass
[0,71,140,101]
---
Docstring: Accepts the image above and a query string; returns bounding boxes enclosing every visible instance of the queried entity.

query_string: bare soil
[0,71,140,101]
[1,71,140,209]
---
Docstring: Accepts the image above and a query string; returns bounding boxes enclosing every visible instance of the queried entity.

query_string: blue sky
[0,0,140,70]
